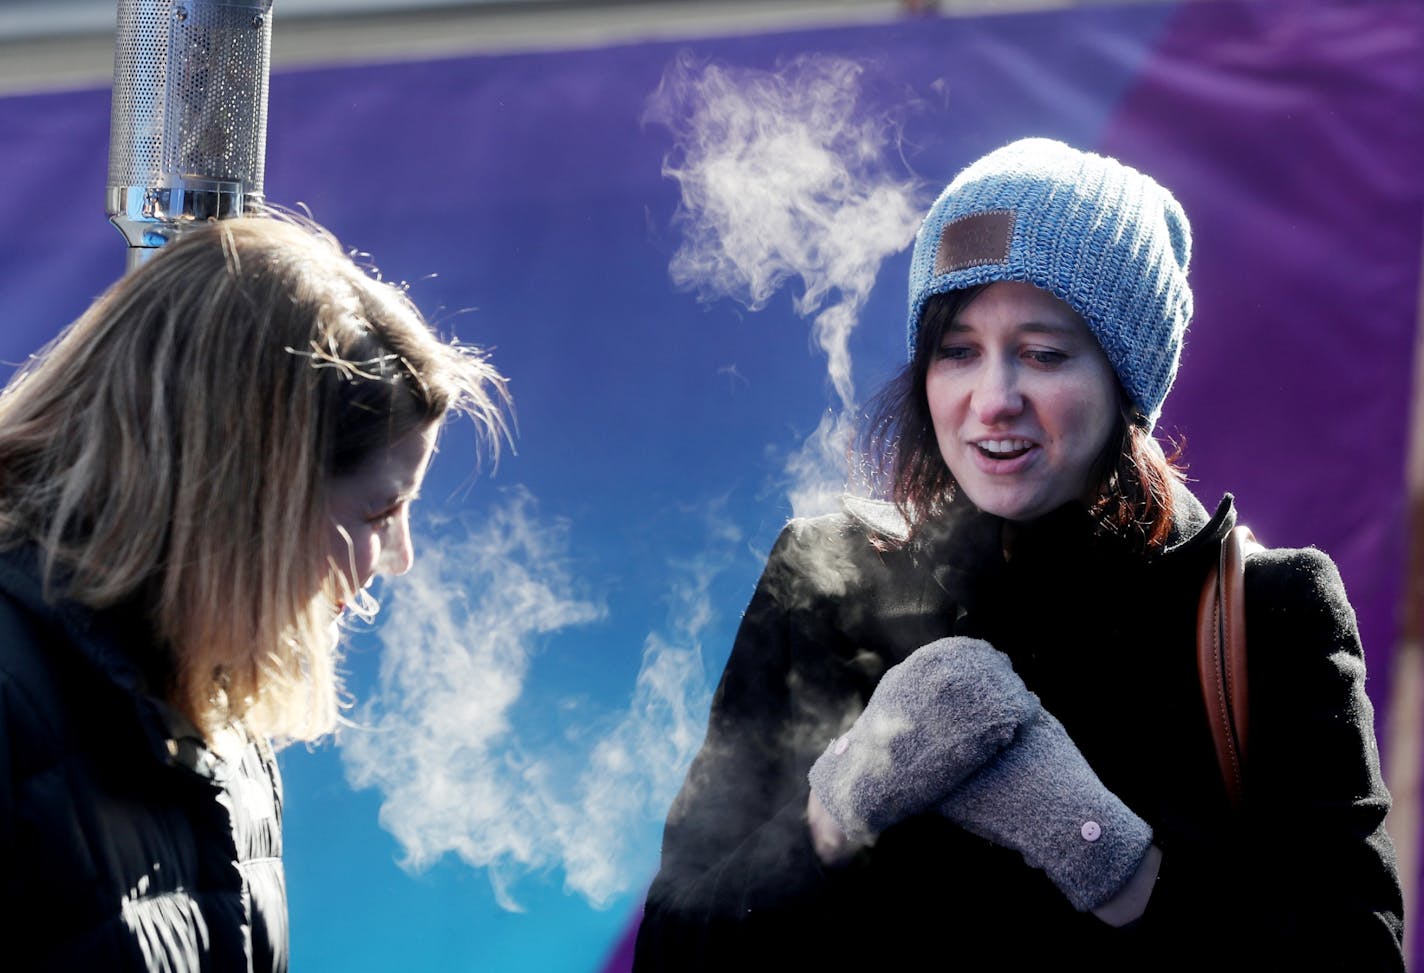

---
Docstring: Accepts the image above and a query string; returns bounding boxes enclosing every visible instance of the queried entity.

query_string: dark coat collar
[0,544,219,779]
[841,481,1236,571]
[1161,481,1236,557]
[0,543,155,694]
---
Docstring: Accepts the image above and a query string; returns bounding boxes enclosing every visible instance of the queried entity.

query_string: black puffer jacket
[634,487,1403,971]
[0,546,288,972]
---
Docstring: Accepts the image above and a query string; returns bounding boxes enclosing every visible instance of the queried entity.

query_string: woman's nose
[384,510,417,577]
[972,356,1025,423]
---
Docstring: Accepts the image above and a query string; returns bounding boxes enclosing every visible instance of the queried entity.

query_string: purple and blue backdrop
[1,0,1420,969]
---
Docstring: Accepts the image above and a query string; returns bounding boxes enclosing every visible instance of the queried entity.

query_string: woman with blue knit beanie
[634,138,1404,970]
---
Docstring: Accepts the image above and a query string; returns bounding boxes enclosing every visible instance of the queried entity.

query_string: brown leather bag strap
[1196,525,1261,810]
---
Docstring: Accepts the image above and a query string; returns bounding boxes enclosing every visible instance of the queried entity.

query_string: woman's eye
[367,505,400,526]
[1025,349,1067,366]
[935,344,973,362]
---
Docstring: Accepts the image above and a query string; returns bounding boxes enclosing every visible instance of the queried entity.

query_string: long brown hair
[0,215,511,741]
[860,288,1183,551]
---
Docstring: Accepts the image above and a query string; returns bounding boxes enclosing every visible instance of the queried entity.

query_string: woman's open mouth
[974,438,1034,461]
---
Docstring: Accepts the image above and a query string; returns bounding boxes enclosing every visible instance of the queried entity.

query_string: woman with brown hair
[634,138,1403,971]
[0,216,508,971]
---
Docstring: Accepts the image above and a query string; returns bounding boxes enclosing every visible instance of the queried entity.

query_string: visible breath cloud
[646,52,923,516]
[340,53,924,912]
[551,548,723,903]
[339,489,723,910]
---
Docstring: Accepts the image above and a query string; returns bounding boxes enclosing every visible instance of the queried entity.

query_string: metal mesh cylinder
[107,0,274,258]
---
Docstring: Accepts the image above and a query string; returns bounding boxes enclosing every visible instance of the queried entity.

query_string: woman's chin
[958,483,1059,524]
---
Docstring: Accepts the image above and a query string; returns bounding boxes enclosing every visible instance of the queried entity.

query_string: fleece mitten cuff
[938,708,1153,912]
[808,637,1040,843]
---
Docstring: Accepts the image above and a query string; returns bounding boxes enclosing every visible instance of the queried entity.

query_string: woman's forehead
[331,423,438,502]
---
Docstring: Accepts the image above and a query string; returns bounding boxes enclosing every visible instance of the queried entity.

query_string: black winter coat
[0,547,288,972]
[634,488,1403,971]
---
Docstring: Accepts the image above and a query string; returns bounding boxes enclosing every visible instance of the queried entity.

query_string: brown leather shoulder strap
[1196,525,1261,811]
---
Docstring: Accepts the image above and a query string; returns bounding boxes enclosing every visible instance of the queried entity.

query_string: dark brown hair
[859,288,1184,552]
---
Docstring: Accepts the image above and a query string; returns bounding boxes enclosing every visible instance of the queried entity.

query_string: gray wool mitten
[938,708,1153,912]
[808,637,1040,844]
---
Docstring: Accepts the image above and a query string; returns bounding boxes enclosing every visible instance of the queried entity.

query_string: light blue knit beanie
[906,138,1193,429]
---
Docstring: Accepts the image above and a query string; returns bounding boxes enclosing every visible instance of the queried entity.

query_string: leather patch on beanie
[935,210,1016,274]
